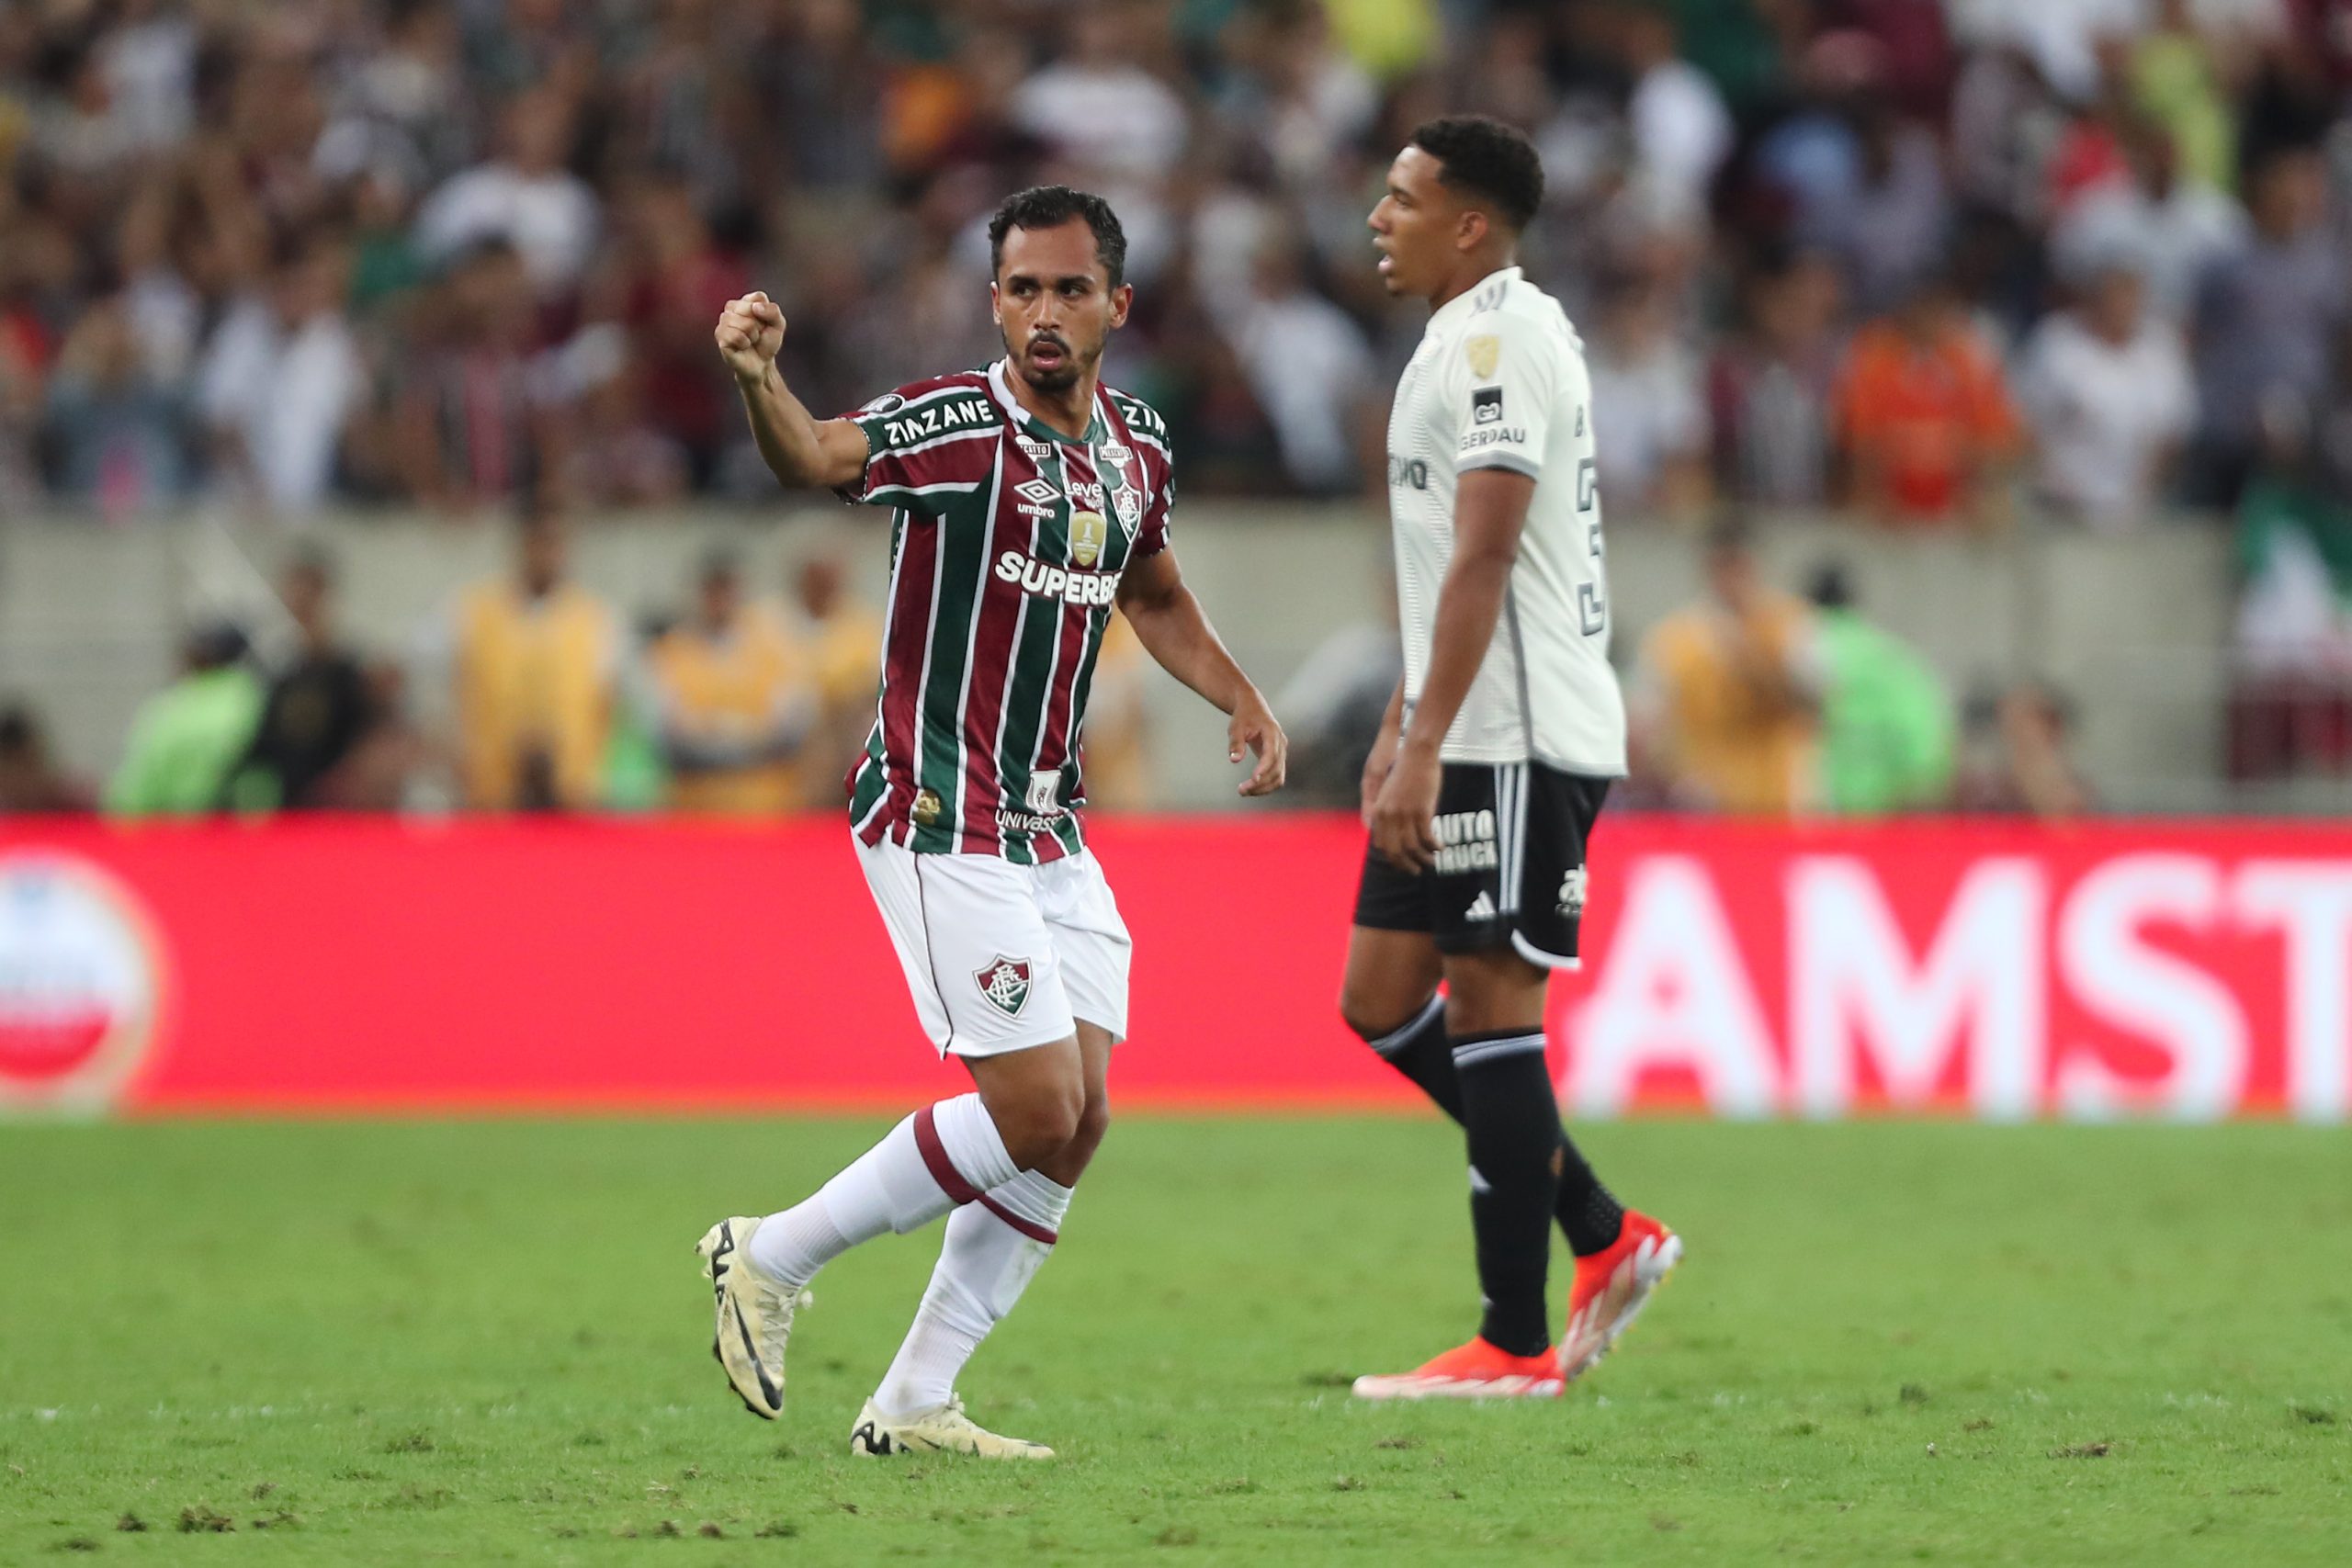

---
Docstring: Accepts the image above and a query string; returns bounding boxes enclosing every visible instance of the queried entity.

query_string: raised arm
[714,291,870,492]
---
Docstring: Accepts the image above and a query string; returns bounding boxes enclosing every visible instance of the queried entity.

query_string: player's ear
[1108,282,1133,330]
[1456,207,1488,253]
[989,280,1002,326]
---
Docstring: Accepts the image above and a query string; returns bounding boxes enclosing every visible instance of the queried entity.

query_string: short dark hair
[1409,115,1544,232]
[988,186,1127,288]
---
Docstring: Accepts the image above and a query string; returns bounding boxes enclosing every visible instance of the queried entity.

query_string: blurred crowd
[0,502,1164,818]
[0,0,2347,523]
[0,501,2079,819]
[1273,512,2092,820]
[6,0,2352,809]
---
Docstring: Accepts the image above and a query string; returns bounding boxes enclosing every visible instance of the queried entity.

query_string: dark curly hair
[1409,115,1545,232]
[988,186,1128,288]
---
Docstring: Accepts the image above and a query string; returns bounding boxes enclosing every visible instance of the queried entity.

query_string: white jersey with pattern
[1385,265,1627,774]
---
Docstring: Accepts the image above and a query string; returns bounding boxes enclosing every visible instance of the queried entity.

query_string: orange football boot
[1351,1336,1566,1401]
[1559,1211,1681,1382]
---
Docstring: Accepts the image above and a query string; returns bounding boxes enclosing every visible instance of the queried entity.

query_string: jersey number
[1577,457,1607,637]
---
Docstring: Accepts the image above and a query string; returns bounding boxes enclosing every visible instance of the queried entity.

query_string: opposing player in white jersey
[1345,117,1680,1400]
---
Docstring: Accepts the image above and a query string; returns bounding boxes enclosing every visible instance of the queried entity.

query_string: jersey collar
[986,357,1105,446]
[1425,265,1521,338]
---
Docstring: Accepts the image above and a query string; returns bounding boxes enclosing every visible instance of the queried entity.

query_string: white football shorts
[854,832,1133,1057]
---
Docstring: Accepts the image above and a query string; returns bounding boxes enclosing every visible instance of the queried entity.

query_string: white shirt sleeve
[1453,318,1555,480]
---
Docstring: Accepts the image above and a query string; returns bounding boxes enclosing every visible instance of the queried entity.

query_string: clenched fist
[714,291,786,385]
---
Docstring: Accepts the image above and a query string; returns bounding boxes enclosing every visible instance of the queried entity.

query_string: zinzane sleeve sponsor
[1454,321,1555,481]
[832,383,997,513]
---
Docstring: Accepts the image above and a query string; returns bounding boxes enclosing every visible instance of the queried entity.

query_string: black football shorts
[1353,761,1610,968]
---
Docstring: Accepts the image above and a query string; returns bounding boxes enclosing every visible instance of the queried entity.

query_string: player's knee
[1340,987,1426,1049]
[996,1080,1086,1168]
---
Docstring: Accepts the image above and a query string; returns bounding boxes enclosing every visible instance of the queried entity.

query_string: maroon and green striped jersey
[835,359,1173,863]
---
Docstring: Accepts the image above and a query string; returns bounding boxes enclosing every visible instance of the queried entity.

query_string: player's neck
[1004,362,1097,441]
[1426,253,1519,314]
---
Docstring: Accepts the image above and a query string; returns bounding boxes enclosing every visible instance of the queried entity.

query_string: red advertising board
[1,815,2347,1120]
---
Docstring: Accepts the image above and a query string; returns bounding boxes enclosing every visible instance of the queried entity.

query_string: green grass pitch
[3,1116,2347,1563]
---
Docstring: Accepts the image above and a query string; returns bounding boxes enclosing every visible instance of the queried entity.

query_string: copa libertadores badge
[974,955,1033,1018]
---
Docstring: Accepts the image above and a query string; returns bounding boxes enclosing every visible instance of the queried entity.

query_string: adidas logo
[1464,891,1498,922]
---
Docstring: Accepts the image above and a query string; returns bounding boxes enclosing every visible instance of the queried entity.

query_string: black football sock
[1359,999,1623,1257]
[1359,996,1464,1120]
[1452,1029,1563,1358]
[1556,1137,1625,1258]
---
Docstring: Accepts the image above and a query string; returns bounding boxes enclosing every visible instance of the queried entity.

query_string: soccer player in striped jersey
[1344,118,1679,1401]
[695,186,1286,1459]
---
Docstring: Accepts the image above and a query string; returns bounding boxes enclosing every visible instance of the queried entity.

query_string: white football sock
[873,1168,1074,1417]
[745,1095,1020,1289]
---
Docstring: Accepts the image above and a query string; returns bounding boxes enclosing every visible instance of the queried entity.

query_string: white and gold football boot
[695,1216,809,1420]
[848,1395,1054,1460]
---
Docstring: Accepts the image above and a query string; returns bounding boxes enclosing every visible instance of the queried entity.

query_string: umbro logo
[1464,891,1498,922]
[1012,478,1060,506]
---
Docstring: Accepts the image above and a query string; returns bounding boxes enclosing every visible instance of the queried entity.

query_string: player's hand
[715,290,786,385]
[1228,694,1288,797]
[1370,741,1442,872]
[1360,723,1400,827]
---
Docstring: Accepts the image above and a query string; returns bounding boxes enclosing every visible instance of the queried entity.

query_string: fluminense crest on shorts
[974,955,1032,1017]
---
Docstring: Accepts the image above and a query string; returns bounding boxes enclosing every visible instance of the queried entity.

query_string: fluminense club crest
[974,954,1033,1017]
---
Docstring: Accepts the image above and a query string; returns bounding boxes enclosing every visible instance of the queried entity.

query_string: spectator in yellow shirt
[1634,516,1823,815]
[647,550,813,816]
[452,500,619,811]
[791,552,884,809]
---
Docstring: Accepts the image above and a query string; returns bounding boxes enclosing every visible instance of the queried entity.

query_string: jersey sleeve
[1112,394,1175,558]
[831,382,998,513]
[1453,321,1556,480]
[1133,445,1173,558]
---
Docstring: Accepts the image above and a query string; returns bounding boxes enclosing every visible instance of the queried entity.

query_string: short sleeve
[1132,445,1173,558]
[831,381,1000,512]
[1109,395,1175,558]
[1454,322,1555,479]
